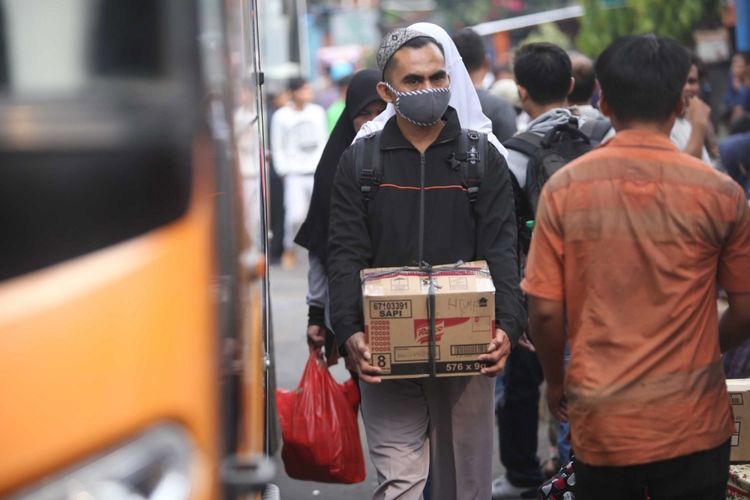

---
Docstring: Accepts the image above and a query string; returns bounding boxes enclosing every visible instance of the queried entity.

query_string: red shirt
[521,130,750,466]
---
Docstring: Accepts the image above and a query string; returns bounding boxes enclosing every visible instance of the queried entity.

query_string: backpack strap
[541,120,591,148]
[509,169,532,271]
[356,129,488,206]
[503,131,543,159]
[355,132,383,203]
[461,129,486,204]
[579,117,612,144]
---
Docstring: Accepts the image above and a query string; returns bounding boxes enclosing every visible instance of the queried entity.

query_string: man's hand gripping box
[361,261,495,379]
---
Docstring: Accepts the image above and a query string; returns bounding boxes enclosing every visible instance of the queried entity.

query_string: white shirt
[670,116,712,166]
[270,102,328,176]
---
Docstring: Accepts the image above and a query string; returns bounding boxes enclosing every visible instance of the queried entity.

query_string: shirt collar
[379,106,461,150]
[605,129,678,152]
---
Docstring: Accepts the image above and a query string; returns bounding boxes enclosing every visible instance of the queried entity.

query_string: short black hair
[687,51,705,80]
[288,77,307,93]
[383,36,444,80]
[730,114,750,135]
[513,42,572,105]
[452,28,486,73]
[595,34,689,124]
[568,53,596,104]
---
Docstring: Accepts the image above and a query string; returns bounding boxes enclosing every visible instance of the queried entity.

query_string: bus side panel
[0,141,219,498]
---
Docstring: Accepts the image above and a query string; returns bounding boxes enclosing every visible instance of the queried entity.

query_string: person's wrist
[344,330,363,352]
[692,118,709,131]
[344,335,356,357]
[307,305,325,327]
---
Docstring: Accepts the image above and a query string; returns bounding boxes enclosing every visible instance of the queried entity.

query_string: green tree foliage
[433,0,491,28]
[576,0,721,57]
[520,23,573,50]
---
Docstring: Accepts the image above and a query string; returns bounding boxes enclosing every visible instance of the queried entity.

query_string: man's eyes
[404,75,447,85]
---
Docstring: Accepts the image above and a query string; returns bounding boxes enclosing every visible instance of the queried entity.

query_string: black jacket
[327,107,526,348]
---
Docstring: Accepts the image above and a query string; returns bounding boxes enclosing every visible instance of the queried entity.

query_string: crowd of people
[267,22,750,500]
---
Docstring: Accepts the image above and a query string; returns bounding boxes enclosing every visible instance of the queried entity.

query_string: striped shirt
[522,129,750,466]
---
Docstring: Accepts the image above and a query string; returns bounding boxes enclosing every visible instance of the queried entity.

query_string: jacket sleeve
[270,110,289,176]
[327,146,372,348]
[306,251,328,309]
[475,146,527,345]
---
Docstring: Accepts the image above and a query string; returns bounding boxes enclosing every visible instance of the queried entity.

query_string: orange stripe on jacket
[379,183,468,192]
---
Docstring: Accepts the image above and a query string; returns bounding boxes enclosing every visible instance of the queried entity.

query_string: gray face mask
[386,83,451,127]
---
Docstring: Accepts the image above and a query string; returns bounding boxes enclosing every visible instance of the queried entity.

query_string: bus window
[90,0,163,78]
[0,0,199,281]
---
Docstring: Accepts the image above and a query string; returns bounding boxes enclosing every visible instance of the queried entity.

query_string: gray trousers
[359,375,495,500]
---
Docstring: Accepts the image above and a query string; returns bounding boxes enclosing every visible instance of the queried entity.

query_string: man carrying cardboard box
[327,25,526,500]
[523,34,750,499]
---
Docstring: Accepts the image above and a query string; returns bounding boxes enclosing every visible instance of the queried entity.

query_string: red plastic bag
[276,353,366,483]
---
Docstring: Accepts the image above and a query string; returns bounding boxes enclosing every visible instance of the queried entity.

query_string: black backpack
[503,116,607,255]
[504,116,595,215]
[354,128,489,206]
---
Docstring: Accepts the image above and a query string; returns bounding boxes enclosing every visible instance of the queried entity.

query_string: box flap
[727,378,750,392]
[361,261,495,297]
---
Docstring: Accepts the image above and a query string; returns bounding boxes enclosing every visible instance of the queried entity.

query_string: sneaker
[491,475,537,499]
[281,249,296,270]
[542,455,561,478]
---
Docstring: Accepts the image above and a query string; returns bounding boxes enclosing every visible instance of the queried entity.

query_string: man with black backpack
[493,42,591,499]
[327,26,526,499]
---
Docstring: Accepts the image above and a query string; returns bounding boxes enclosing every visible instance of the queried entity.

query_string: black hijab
[294,69,383,264]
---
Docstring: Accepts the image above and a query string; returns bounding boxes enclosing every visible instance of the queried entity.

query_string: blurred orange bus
[0,1,278,498]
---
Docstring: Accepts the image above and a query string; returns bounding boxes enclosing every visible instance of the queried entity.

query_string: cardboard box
[361,261,495,379]
[728,379,750,462]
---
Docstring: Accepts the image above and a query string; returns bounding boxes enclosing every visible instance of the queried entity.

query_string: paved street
[269,256,549,499]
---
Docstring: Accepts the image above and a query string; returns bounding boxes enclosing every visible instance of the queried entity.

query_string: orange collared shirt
[522,129,750,467]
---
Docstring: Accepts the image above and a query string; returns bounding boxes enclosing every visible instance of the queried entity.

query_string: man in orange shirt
[523,34,750,499]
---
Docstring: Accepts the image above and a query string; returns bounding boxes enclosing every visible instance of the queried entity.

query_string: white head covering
[355,22,508,158]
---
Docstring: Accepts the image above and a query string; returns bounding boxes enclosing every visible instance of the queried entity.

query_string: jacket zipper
[418,152,425,264]
[379,133,454,265]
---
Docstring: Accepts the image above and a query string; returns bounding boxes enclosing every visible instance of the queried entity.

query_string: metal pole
[295,0,310,78]
[247,0,275,457]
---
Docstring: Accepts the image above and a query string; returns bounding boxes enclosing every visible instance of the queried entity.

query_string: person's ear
[567,77,575,97]
[376,82,394,104]
[517,84,528,103]
[598,91,611,118]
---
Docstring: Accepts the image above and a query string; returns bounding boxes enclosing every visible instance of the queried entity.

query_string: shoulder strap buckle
[355,132,383,202]
[461,129,486,204]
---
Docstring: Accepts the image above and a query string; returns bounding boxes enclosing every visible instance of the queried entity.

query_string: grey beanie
[376,27,428,73]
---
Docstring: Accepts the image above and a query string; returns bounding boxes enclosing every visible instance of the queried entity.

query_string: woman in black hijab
[294,69,385,362]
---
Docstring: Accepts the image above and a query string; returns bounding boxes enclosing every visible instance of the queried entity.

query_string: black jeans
[499,345,545,488]
[575,440,730,500]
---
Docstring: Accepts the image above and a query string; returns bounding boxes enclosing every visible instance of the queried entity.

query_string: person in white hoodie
[271,77,328,266]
